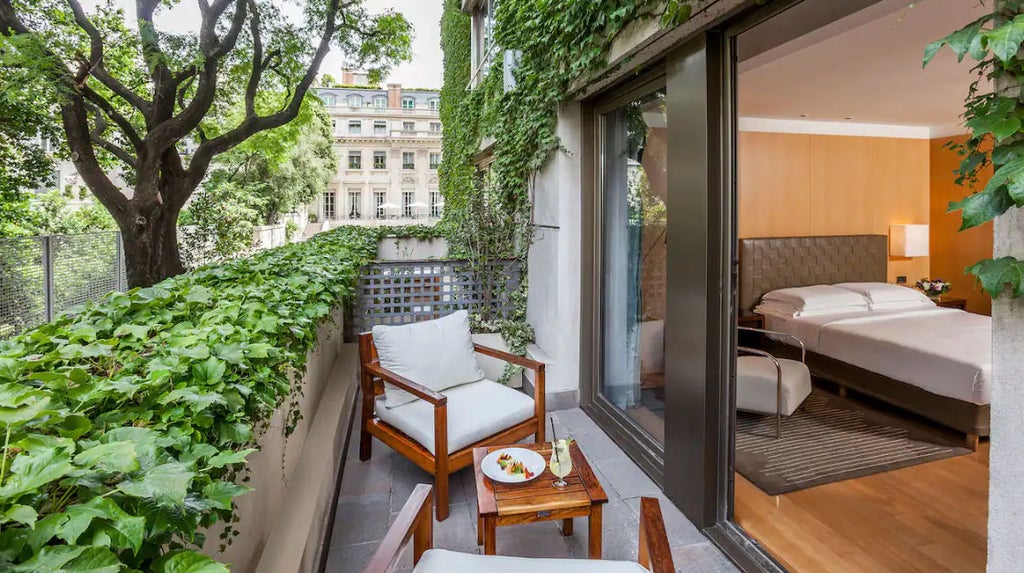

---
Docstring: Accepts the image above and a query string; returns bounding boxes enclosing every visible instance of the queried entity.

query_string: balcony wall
[202,307,356,573]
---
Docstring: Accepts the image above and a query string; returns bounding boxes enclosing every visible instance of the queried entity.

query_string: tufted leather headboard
[738,235,888,312]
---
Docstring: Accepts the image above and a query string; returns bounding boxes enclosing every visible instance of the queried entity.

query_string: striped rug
[735,390,971,495]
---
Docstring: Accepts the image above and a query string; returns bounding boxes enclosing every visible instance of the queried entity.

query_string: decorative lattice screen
[352,259,522,333]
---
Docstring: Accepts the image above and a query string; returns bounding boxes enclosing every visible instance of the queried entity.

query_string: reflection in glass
[600,89,668,443]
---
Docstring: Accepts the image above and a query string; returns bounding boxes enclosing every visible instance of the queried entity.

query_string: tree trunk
[118,200,185,289]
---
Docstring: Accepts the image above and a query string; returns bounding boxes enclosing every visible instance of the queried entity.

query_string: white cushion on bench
[375,380,535,455]
[736,356,812,416]
[412,549,648,573]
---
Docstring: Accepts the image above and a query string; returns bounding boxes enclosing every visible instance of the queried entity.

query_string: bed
[739,235,991,446]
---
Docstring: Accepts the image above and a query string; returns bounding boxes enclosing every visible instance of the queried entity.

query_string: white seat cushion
[413,549,648,573]
[372,310,486,408]
[376,380,535,454]
[736,356,812,416]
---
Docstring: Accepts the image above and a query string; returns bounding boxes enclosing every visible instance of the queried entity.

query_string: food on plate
[495,452,536,480]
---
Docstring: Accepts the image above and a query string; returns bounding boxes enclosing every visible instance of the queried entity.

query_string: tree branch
[66,0,102,83]
[87,106,139,169]
[186,0,342,190]
[244,0,263,118]
[82,87,144,150]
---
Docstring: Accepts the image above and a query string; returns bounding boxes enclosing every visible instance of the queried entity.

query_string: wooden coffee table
[473,441,608,558]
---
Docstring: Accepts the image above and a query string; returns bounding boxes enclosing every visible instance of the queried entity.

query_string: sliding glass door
[599,87,669,445]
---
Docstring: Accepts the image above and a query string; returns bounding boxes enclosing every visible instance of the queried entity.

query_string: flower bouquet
[916,278,952,299]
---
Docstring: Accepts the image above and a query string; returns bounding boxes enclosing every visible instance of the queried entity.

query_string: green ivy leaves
[968,257,1024,297]
[0,225,425,570]
[927,10,1024,298]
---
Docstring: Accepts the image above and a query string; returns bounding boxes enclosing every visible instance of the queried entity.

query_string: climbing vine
[440,0,697,358]
[927,1,1024,297]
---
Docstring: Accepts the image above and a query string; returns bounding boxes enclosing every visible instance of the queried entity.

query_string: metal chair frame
[737,327,807,439]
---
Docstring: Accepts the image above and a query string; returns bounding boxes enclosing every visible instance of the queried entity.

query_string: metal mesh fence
[0,231,125,339]
[0,236,47,339]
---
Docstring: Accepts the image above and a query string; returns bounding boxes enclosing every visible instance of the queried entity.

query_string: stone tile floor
[326,407,739,573]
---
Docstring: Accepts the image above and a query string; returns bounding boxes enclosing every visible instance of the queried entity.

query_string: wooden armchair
[364,484,676,573]
[359,333,546,521]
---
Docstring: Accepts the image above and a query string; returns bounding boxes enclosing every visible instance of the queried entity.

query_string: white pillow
[372,310,485,408]
[833,282,933,306]
[867,299,937,311]
[754,299,867,318]
[762,285,869,312]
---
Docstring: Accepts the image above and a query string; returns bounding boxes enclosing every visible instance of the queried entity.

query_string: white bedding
[762,307,991,404]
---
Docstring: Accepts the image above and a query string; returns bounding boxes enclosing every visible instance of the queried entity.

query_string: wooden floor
[734,442,989,573]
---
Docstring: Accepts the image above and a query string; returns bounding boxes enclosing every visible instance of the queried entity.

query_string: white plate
[481,448,546,484]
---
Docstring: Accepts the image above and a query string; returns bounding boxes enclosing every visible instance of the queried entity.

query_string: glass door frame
[581,69,670,487]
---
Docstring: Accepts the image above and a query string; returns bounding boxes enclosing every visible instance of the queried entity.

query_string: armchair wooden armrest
[363,484,433,573]
[473,343,545,371]
[638,497,675,573]
[473,343,546,443]
[364,362,448,406]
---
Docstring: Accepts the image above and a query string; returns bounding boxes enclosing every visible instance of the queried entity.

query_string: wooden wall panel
[738,131,930,283]
[929,136,993,315]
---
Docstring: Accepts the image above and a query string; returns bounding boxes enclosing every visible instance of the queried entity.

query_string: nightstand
[738,313,765,329]
[935,297,967,310]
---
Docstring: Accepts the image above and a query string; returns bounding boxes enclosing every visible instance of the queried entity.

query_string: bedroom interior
[729,0,992,572]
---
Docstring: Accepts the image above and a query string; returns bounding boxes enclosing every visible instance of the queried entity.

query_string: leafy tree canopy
[0,0,411,286]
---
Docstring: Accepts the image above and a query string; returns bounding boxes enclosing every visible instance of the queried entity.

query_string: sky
[101,0,444,89]
[352,1,444,89]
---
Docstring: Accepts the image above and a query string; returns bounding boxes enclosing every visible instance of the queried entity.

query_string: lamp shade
[890,224,929,257]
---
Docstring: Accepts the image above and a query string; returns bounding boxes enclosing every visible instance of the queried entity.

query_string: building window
[347,94,363,107]
[323,192,336,220]
[374,190,387,219]
[401,96,415,110]
[374,95,387,108]
[348,151,362,170]
[472,0,498,85]
[330,119,337,132]
[403,191,415,218]
[373,151,386,170]
[322,93,336,106]
[373,121,387,135]
[429,122,442,133]
[348,191,361,219]
[403,121,415,132]
[429,152,441,170]
[402,152,416,170]
[430,191,442,218]
[348,120,361,135]
[429,98,440,111]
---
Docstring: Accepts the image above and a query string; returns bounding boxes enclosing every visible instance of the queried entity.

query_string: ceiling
[738,0,990,134]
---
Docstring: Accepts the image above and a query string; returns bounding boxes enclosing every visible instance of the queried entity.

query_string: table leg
[561,518,573,536]
[477,514,483,546]
[588,505,603,559]
[483,516,496,555]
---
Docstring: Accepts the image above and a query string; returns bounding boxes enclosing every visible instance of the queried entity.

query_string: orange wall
[929,136,993,315]
[738,131,931,283]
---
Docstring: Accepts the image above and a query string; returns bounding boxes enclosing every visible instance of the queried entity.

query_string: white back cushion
[372,310,485,408]
[762,285,868,312]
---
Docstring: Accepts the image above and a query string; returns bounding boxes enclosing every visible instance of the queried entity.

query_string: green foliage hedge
[0,226,422,572]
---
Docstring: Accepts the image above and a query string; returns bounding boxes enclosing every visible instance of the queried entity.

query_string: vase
[928,294,941,301]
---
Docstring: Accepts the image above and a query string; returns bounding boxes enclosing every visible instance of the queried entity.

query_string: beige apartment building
[310,71,443,226]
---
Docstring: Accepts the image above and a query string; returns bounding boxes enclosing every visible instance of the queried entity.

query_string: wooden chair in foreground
[363,484,676,573]
[358,313,546,521]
